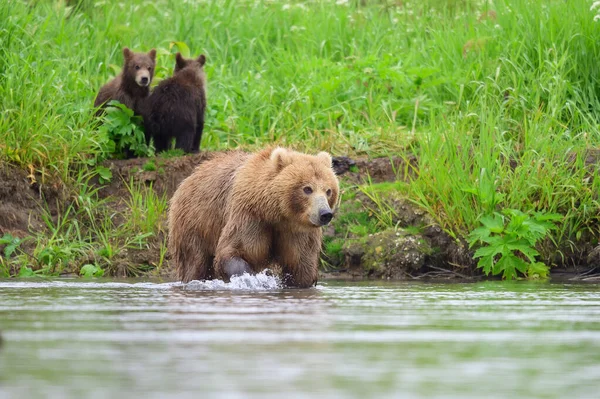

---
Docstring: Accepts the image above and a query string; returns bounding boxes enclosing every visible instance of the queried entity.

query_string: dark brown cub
[141,53,207,153]
[94,47,156,116]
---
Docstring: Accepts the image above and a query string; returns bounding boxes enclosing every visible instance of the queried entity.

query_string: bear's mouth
[136,76,150,87]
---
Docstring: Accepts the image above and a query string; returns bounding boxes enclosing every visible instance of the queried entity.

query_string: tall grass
[1,0,599,269]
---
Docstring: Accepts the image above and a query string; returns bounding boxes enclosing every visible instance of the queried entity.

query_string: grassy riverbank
[1,0,599,278]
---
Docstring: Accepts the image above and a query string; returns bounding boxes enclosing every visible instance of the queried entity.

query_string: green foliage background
[0,0,599,277]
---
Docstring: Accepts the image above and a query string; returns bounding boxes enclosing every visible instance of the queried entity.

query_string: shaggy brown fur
[141,53,207,153]
[168,147,340,288]
[94,48,156,115]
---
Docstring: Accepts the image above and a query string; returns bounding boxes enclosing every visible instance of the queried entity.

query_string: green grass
[1,0,599,275]
[0,170,167,278]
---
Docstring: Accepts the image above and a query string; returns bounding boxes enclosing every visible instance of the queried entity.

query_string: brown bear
[94,47,156,115]
[168,147,340,288]
[141,53,207,153]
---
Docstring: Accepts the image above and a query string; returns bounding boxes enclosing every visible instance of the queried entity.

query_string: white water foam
[0,271,282,291]
[183,270,282,291]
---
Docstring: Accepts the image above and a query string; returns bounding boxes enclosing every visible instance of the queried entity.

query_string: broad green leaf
[505,240,539,263]
[0,233,15,245]
[476,255,494,275]
[527,262,550,279]
[4,242,19,258]
[473,245,502,259]
[96,166,112,183]
[512,255,529,274]
[80,264,104,278]
[494,253,528,280]
[170,41,190,58]
[480,214,504,233]
[493,254,511,280]
[467,226,490,247]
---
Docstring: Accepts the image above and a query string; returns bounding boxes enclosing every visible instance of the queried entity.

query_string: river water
[1,275,599,399]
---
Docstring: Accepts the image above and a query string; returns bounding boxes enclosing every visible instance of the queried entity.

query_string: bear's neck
[176,68,205,87]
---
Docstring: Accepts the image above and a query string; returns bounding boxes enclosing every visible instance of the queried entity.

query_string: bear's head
[122,47,156,88]
[174,53,206,78]
[270,148,340,229]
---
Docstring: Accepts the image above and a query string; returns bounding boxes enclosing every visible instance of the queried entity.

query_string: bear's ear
[175,52,186,70]
[316,151,333,168]
[123,47,133,60]
[148,49,157,60]
[270,147,293,172]
[197,54,206,66]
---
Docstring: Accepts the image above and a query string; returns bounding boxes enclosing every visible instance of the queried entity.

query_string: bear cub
[168,147,340,288]
[94,47,156,115]
[142,53,207,153]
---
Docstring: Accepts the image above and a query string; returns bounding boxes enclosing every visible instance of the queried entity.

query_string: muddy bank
[0,151,597,280]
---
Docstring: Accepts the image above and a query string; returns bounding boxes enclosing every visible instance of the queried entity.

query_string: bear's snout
[136,72,151,87]
[309,195,333,227]
[319,209,333,225]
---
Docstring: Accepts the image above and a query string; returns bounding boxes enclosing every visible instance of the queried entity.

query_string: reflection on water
[1,278,600,398]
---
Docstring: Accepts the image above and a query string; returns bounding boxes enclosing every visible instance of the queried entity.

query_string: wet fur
[168,147,340,288]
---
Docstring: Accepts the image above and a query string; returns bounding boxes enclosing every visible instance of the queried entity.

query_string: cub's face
[123,47,156,87]
[270,148,340,229]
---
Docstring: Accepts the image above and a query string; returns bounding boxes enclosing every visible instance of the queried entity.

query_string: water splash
[183,270,282,291]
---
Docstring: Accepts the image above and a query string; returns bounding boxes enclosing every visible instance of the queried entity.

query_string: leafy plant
[18,266,36,278]
[95,166,113,184]
[80,264,104,278]
[158,148,185,158]
[99,101,155,159]
[142,160,157,172]
[0,233,23,259]
[467,210,562,280]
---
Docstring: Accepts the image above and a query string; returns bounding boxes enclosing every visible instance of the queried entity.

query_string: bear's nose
[319,210,333,225]
[140,77,149,84]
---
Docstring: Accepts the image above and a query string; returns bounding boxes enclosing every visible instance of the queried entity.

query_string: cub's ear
[175,52,186,70]
[270,147,293,172]
[316,151,333,168]
[148,48,157,60]
[122,47,133,60]
[197,54,206,66]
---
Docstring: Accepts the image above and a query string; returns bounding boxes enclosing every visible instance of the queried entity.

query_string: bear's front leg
[274,229,321,288]
[214,219,272,282]
[222,257,253,278]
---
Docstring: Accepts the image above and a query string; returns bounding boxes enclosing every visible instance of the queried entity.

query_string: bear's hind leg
[192,113,204,153]
[179,250,212,283]
[175,235,213,283]
[175,129,195,153]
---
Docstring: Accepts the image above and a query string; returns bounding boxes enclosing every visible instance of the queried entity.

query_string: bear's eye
[303,186,313,195]
[326,189,332,197]
[135,65,140,70]
[148,66,152,71]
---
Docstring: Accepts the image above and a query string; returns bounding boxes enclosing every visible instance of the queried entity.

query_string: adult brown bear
[168,147,340,288]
